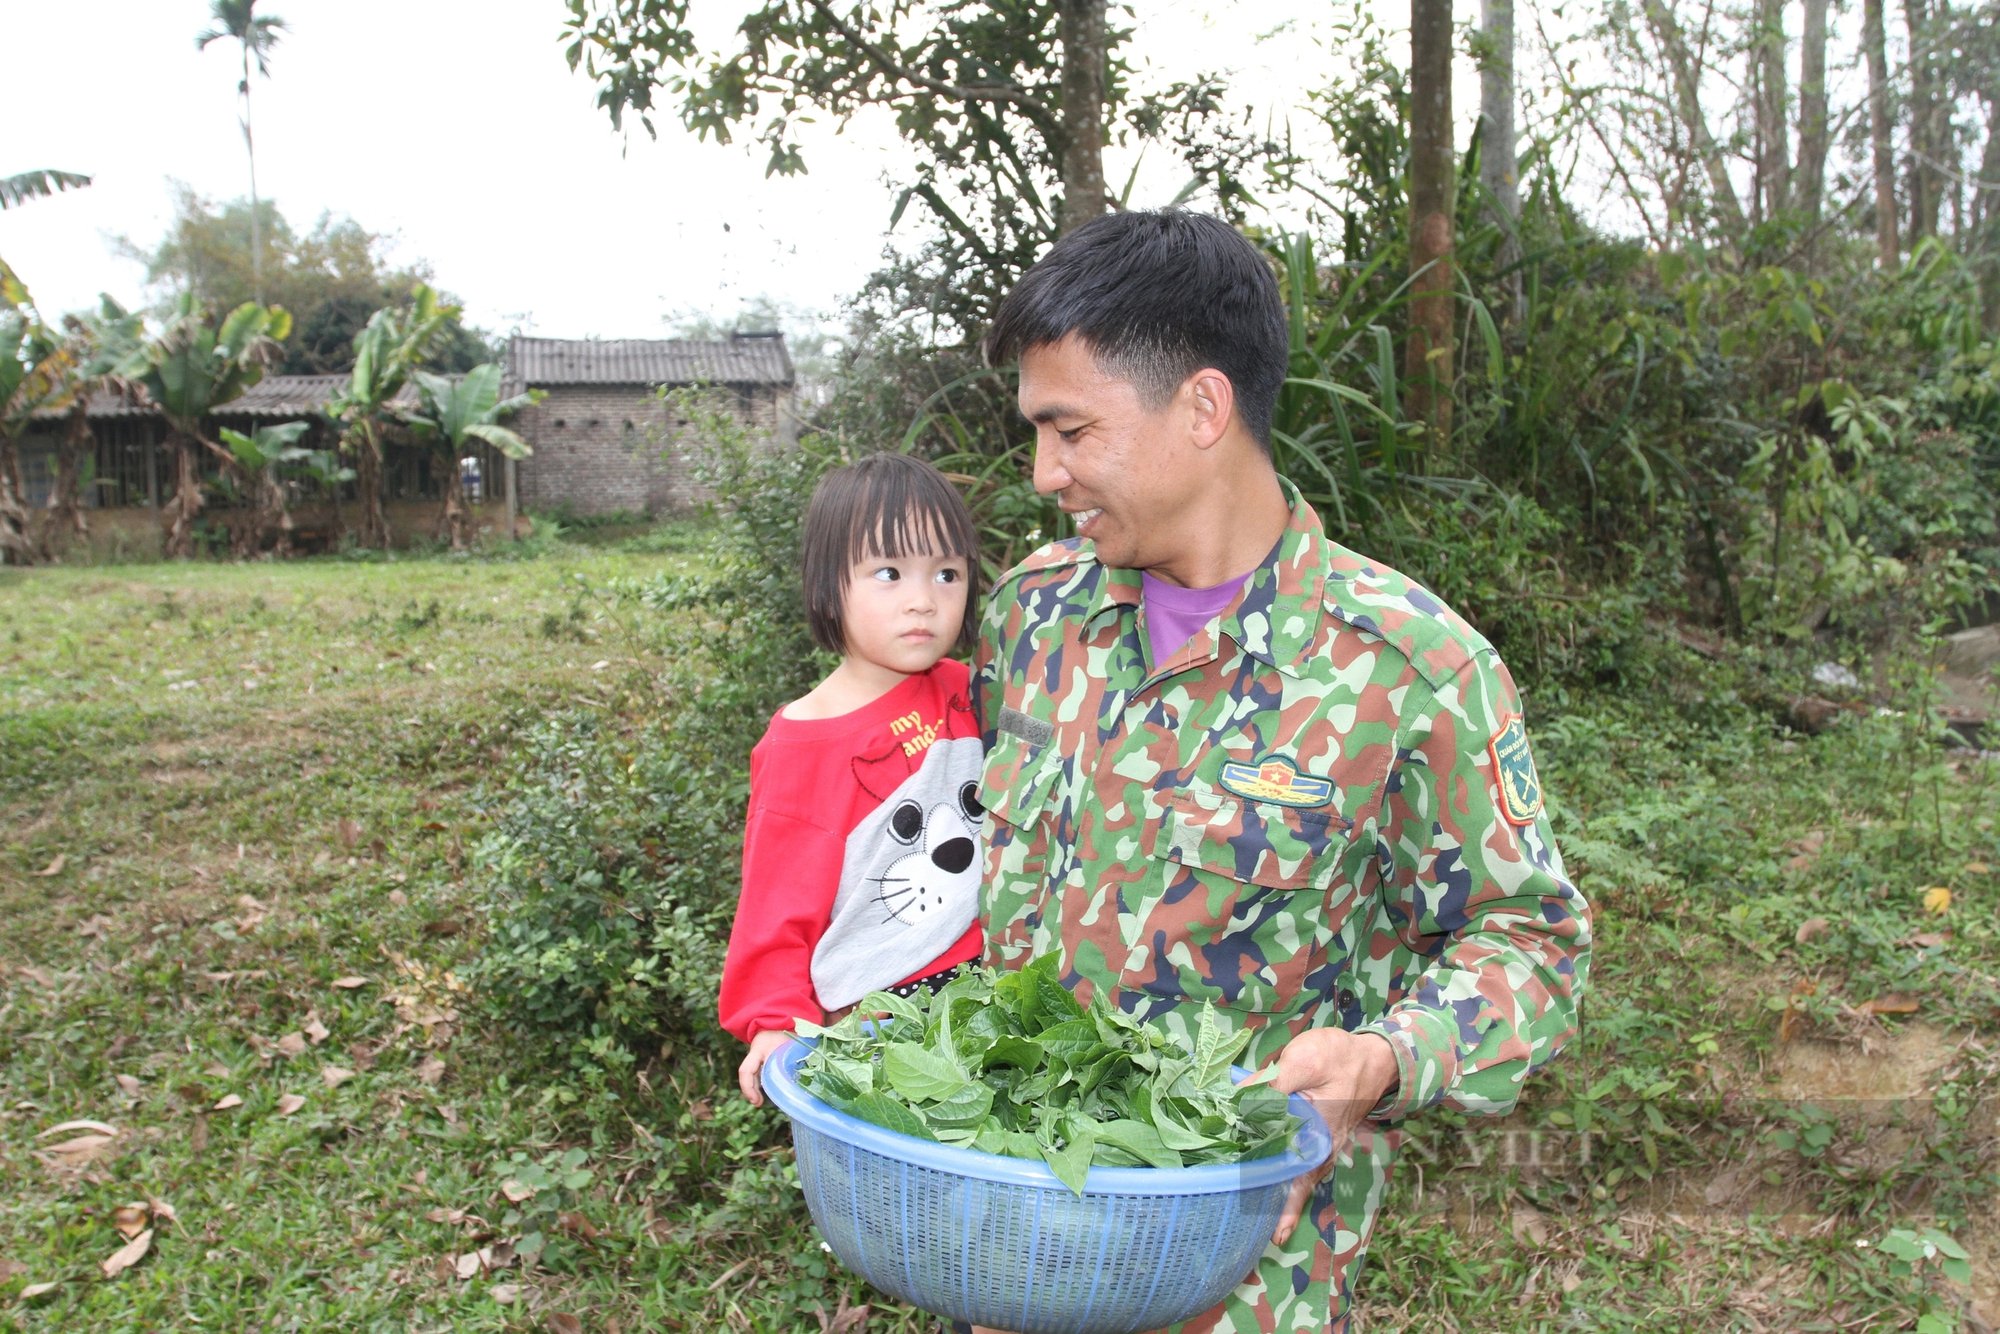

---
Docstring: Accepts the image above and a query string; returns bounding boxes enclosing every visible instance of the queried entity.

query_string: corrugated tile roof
[34,332,791,422]
[35,374,423,422]
[507,334,793,387]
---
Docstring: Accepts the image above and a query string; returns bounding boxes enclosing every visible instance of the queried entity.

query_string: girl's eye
[871,566,900,582]
[935,568,961,585]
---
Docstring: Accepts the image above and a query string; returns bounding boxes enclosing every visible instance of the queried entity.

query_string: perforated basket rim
[762,1035,1333,1196]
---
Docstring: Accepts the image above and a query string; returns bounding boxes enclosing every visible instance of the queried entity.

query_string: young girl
[721,452,986,1104]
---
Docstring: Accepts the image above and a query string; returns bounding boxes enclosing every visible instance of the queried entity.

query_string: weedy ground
[1,533,1996,1332]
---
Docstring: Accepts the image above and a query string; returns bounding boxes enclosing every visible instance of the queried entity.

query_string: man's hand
[737,1028,795,1106]
[1267,1028,1400,1245]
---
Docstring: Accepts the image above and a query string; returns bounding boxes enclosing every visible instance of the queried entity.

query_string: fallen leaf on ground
[556,1211,600,1241]
[336,819,362,849]
[321,1066,355,1089]
[112,1205,150,1239]
[1795,917,1830,945]
[1905,931,1950,949]
[388,889,409,907]
[77,914,113,940]
[0,1257,25,1281]
[99,1228,152,1279]
[416,1056,446,1086]
[546,1315,583,1334]
[212,1094,243,1111]
[114,1074,142,1098]
[204,1061,231,1079]
[454,1251,483,1280]
[330,977,369,990]
[1920,885,1952,915]
[21,1281,60,1299]
[276,1093,307,1116]
[40,1134,117,1159]
[275,1033,308,1059]
[1510,1205,1549,1246]
[500,1179,534,1204]
[1859,994,1922,1016]
[491,1283,520,1305]
[303,1016,330,1046]
[39,1119,118,1139]
[17,965,55,988]
[1967,861,1990,875]
[148,1199,177,1226]
[33,854,66,877]
[189,1115,208,1154]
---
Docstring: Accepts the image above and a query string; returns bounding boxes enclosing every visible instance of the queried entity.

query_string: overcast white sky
[1,0,1382,340]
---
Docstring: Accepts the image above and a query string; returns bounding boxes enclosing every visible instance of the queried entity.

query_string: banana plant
[330,283,455,550]
[218,419,311,555]
[399,363,538,551]
[128,292,290,558]
[0,259,77,565]
[44,296,146,551]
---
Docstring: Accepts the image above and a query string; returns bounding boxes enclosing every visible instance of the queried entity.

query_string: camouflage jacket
[973,484,1591,1330]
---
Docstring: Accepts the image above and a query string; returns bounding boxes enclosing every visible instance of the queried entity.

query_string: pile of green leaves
[795,956,1302,1195]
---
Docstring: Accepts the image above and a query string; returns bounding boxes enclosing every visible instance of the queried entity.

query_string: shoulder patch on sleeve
[1488,714,1544,826]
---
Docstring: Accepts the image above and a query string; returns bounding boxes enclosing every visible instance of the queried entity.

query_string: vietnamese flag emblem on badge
[1488,714,1544,826]
[1218,756,1334,808]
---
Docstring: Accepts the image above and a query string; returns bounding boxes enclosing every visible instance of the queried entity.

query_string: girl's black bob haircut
[800,452,981,656]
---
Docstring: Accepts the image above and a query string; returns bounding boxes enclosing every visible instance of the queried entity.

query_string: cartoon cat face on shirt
[810,734,986,1010]
[872,780,983,925]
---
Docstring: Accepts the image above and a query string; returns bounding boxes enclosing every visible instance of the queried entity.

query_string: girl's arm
[717,804,844,1045]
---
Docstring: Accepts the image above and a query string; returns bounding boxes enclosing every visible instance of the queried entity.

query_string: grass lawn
[2,542,1997,1331]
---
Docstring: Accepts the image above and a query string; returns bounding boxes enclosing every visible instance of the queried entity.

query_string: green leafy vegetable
[796,956,1302,1195]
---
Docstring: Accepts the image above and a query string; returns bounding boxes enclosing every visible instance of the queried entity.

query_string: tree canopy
[121,186,494,376]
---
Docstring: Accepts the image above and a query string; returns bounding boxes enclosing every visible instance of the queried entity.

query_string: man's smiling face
[1017,334,1205,580]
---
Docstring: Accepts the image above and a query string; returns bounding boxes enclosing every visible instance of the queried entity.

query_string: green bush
[469,391,837,1072]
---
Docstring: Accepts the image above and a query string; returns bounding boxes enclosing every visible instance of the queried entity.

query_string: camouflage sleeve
[971,585,1006,752]
[1361,650,1592,1120]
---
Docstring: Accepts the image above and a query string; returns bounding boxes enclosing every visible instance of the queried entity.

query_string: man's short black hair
[984,210,1289,450]
[800,451,982,656]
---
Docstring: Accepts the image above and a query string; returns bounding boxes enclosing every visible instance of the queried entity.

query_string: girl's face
[839,525,969,685]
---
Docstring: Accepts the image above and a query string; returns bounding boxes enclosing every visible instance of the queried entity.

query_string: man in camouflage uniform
[969,210,1591,1332]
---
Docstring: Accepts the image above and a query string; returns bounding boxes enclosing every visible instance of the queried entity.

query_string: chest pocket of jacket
[1145,783,1354,1014]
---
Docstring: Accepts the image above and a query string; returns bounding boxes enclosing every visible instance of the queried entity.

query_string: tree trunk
[1407,0,1456,459]
[1057,0,1108,235]
[1979,94,2000,332]
[1904,0,1943,243]
[437,453,471,551]
[1643,0,1749,236]
[351,423,390,550]
[242,44,264,307]
[1753,0,1790,221]
[1865,0,1901,267]
[163,433,206,559]
[1478,0,1523,322]
[1797,0,1831,225]
[0,436,35,566]
[46,403,93,552]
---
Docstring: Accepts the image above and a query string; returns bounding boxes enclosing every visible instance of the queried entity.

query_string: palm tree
[127,294,291,558]
[400,365,537,551]
[0,170,92,210]
[196,1,287,305]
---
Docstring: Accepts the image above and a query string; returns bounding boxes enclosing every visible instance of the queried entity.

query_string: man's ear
[1185,369,1236,450]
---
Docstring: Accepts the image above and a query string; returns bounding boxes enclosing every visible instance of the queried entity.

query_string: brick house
[506,333,796,517]
[18,331,795,531]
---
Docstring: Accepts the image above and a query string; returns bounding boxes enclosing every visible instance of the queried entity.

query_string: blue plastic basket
[762,1037,1333,1334]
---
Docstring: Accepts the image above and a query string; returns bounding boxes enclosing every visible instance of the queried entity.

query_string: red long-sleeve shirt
[718,660,984,1042]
